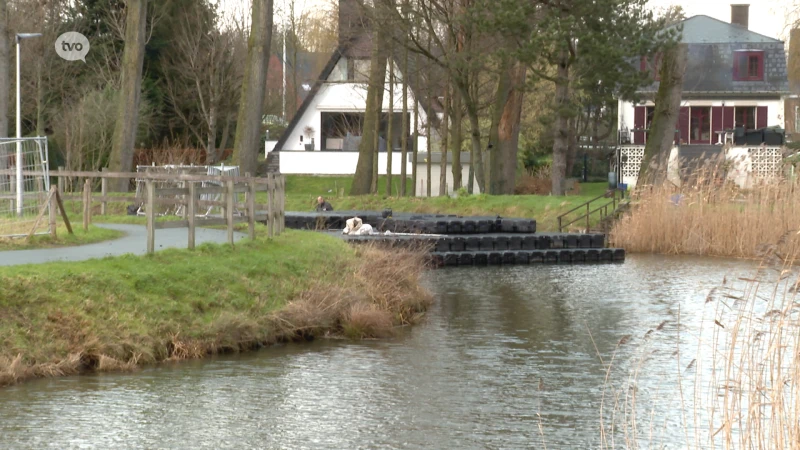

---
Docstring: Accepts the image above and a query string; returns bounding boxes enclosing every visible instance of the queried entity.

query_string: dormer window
[733,50,764,81]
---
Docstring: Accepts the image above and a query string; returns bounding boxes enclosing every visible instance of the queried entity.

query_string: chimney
[731,4,749,29]
[338,0,365,47]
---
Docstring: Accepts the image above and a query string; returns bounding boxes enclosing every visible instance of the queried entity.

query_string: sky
[218,0,795,41]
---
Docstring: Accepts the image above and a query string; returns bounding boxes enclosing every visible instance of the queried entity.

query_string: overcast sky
[218,0,795,41]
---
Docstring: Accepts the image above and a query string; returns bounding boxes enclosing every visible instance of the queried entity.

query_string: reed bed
[598,239,800,449]
[610,166,800,259]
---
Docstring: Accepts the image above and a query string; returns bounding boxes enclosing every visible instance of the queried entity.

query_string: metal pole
[15,37,21,216]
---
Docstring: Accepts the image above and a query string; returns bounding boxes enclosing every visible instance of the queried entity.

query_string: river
[0,255,763,449]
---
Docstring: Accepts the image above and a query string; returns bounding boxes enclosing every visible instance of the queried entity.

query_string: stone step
[430,248,625,266]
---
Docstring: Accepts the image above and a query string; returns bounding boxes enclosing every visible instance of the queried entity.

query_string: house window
[735,106,756,129]
[733,51,764,81]
[347,58,370,82]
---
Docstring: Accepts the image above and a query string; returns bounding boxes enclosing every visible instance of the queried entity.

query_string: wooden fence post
[49,186,57,238]
[247,179,256,240]
[57,166,64,195]
[187,181,196,250]
[101,168,108,215]
[226,179,235,246]
[146,180,155,254]
[267,174,274,238]
[83,179,91,231]
[276,175,283,235]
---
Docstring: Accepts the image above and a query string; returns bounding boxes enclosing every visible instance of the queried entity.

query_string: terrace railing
[557,189,628,233]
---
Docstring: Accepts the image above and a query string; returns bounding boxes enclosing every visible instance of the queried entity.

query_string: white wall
[415,161,479,196]
[280,151,411,175]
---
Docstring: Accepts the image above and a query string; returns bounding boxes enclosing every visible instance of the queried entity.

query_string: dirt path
[0,224,247,267]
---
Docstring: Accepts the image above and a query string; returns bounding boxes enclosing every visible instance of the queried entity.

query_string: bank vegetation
[0,230,432,387]
[610,169,800,259]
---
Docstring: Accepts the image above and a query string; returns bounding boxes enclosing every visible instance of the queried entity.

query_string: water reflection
[0,255,758,449]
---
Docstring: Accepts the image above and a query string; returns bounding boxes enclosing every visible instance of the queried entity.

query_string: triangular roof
[273,41,445,152]
[669,15,782,44]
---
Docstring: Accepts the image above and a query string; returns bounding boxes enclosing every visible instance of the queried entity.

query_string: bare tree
[164,5,241,163]
[108,0,148,191]
[233,0,273,176]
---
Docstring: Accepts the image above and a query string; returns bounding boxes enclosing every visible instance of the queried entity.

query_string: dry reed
[598,236,800,449]
[610,164,800,259]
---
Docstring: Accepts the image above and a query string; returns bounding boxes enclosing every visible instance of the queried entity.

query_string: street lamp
[15,32,42,216]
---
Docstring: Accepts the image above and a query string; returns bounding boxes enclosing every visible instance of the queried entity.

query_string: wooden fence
[7,168,286,253]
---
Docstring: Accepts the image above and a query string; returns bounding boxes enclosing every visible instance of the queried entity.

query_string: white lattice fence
[620,146,644,181]
[0,137,51,237]
[748,147,782,179]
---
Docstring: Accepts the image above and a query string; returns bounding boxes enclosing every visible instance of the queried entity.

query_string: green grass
[285,175,611,231]
[0,228,357,379]
[0,225,125,250]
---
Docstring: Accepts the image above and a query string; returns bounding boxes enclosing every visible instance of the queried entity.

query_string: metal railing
[557,189,627,233]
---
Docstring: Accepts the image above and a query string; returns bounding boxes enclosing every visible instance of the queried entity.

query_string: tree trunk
[439,83,449,196]
[551,52,570,196]
[465,103,485,194]
[0,0,7,138]
[233,0,273,177]
[426,85,432,197]
[108,0,148,191]
[451,88,462,191]
[206,108,217,165]
[400,44,408,196]
[386,59,394,196]
[217,114,231,163]
[412,84,418,196]
[639,43,688,186]
[351,25,387,195]
[488,58,526,195]
[565,117,578,178]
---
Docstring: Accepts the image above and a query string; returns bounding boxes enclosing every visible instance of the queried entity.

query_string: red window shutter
[678,107,690,144]
[640,56,647,72]
[756,106,768,128]
[722,106,735,129]
[733,53,740,80]
[633,106,646,145]
[711,106,723,141]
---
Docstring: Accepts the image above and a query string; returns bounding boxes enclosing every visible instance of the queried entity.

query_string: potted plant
[303,126,315,151]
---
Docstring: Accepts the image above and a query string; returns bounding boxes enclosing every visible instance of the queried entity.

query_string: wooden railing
[2,168,286,253]
[557,189,627,233]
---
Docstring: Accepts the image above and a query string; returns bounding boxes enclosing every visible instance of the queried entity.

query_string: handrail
[557,189,626,232]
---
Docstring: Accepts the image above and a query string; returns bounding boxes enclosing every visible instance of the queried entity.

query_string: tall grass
[611,167,800,259]
[598,237,800,449]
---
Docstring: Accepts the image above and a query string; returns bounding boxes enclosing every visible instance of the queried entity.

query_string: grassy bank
[610,175,800,259]
[0,225,124,250]
[286,175,608,231]
[0,229,432,387]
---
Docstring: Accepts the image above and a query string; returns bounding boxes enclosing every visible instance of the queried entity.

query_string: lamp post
[15,32,42,216]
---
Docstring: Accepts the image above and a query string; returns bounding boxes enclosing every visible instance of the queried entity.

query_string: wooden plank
[146,180,155,254]
[267,175,274,238]
[188,182,196,250]
[26,188,56,240]
[155,187,190,196]
[83,179,90,232]
[101,168,108,215]
[49,186,57,238]
[279,175,285,234]
[226,179,235,245]
[57,166,64,195]
[7,169,277,185]
[155,220,190,230]
[54,190,73,235]
[247,180,256,240]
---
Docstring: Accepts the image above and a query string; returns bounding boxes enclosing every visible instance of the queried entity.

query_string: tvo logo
[55,32,90,62]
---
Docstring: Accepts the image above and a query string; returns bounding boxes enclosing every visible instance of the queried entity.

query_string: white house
[271,0,479,195]
[616,5,788,188]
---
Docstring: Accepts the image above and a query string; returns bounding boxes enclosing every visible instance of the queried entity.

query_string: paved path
[0,224,247,267]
